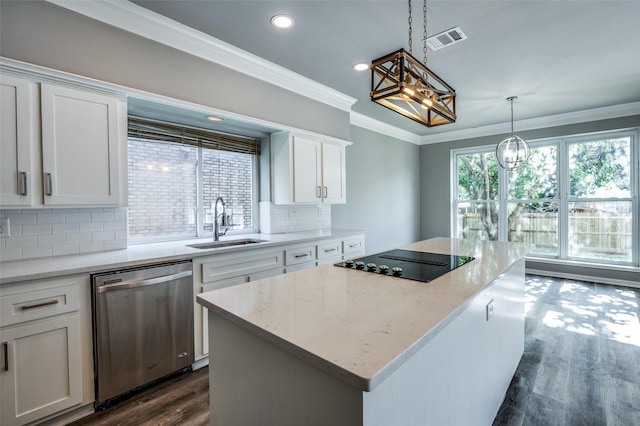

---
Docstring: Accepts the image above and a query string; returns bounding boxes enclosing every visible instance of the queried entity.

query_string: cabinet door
[292,136,322,203]
[0,316,82,426]
[321,143,346,204]
[0,76,37,206]
[40,84,121,205]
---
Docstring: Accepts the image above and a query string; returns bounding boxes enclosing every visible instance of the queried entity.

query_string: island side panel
[208,313,364,426]
[362,258,525,426]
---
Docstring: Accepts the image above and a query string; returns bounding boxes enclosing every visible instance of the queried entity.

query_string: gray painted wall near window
[332,126,421,254]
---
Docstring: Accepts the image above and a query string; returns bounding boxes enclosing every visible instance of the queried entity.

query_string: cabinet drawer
[317,241,342,260]
[1,284,80,327]
[285,245,315,266]
[343,237,365,257]
[201,249,283,284]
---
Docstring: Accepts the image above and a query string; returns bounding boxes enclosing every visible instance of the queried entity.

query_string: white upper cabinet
[271,132,348,205]
[0,76,38,206]
[41,84,123,206]
[320,142,346,204]
[0,74,126,207]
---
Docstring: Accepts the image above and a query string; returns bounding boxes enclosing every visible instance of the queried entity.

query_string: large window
[127,117,259,242]
[453,130,638,265]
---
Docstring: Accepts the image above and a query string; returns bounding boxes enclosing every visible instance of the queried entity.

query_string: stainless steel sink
[186,239,266,249]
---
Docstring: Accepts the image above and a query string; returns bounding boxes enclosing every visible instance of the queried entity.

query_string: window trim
[451,128,639,267]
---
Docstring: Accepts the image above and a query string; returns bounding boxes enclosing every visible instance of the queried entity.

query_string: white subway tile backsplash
[79,222,103,232]
[0,207,127,261]
[92,230,115,241]
[36,212,65,224]
[80,241,104,253]
[0,248,22,262]
[65,212,91,223]
[103,220,126,231]
[22,245,52,259]
[66,232,92,244]
[91,212,115,222]
[9,213,37,225]
[104,239,127,250]
[259,202,331,234]
[53,223,79,234]
[52,244,80,256]
[22,224,53,235]
[37,234,66,246]
[6,236,38,249]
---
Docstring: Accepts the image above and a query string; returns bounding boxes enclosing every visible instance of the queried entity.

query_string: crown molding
[419,101,640,145]
[46,0,357,112]
[350,112,422,145]
[42,1,640,146]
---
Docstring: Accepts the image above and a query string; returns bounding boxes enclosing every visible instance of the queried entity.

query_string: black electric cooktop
[334,249,475,283]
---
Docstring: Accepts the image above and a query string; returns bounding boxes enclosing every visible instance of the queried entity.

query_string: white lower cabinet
[0,275,93,426]
[316,240,342,266]
[343,235,366,259]
[284,244,316,272]
[193,247,285,360]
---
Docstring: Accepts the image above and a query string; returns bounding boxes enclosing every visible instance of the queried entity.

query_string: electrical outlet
[0,218,10,237]
[288,209,297,219]
[486,299,494,321]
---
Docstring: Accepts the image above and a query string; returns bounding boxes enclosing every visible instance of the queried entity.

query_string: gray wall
[0,0,350,140]
[333,126,421,254]
[420,114,640,284]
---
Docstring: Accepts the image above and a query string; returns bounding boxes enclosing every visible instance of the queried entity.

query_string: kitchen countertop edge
[0,229,365,285]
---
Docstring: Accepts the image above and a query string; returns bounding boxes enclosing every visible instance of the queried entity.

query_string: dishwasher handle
[96,270,192,293]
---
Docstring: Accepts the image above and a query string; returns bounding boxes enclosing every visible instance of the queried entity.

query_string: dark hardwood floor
[71,275,640,425]
[493,275,640,426]
[70,367,209,426]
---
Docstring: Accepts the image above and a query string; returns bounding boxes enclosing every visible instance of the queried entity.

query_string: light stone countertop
[0,229,364,285]
[197,237,528,392]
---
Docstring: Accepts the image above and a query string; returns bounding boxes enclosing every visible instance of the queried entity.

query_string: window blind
[128,116,260,155]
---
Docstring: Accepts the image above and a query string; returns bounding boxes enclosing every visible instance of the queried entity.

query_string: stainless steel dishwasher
[92,260,194,406]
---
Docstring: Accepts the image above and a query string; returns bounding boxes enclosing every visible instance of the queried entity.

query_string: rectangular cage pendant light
[370,48,456,127]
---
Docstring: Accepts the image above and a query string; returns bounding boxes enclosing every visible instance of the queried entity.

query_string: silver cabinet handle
[324,248,336,253]
[349,243,360,248]
[97,270,193,293]
[44,173,53,196]
[21,299,59,310]
[294,253,309,258]
[323,186,328,198]
[316,186,322,198]
[2,342,7,372]
[18,171,27,196]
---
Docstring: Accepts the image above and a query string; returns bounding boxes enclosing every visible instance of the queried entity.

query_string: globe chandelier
[370,0,456,127]
[495,96,530,170]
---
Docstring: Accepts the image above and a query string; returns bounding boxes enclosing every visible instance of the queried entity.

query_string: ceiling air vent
[426,27,467,51]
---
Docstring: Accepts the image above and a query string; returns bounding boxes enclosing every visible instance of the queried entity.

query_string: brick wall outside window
[128,138,254,240]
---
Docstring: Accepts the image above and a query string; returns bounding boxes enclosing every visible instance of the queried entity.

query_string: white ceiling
[126,0,640,139]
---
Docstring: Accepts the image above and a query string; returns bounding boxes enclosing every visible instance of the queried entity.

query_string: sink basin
[187,239,266,249]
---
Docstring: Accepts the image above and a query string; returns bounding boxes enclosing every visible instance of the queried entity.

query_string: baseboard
[526,268,640,289]
[192,356,209,370]
[36,404,95,426]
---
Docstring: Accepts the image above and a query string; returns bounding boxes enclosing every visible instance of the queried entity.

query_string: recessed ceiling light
[353,63,369,71]
[271,14,294,29]
[207,115,224,121]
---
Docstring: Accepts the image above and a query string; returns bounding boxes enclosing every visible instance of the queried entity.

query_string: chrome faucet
[213,197,229,241]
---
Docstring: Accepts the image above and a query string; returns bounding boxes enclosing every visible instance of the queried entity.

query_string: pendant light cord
[423,0,428,66]
[408,0,413,55]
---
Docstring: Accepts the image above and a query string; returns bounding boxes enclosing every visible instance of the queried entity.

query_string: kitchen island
[197,237,527,426]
